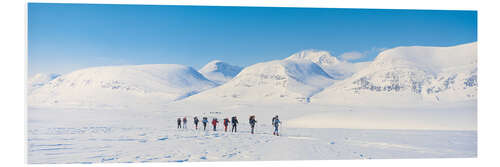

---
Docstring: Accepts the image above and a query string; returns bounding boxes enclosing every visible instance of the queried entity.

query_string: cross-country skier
[202,117,208,131]
[212,118,219,131]
[273,115,281,136]
[231,116,239,133]
[223,118,230,132]
[182,117,188,129]
[249,115,257,134]
[194,116,199,130]
[177,118,182,129]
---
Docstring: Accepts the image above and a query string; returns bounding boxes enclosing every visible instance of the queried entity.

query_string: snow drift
[28,64,217,109]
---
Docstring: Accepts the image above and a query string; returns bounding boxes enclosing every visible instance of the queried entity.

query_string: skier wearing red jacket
[223,118,230,132]
[212,118,219,131]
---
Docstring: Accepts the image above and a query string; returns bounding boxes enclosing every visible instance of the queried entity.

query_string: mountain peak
[199,60,243,84]
[286,50,340,66]
[205,60,224,65]
[372,42,477,74]
[285,50,370,80]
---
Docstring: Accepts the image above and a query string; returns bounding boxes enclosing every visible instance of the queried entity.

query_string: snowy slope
[181,59,335,104]
[285,50,371,80]
[312,42,477,106]
[28,64,217,109]
[28,73,61,93]
[199,60,243,84]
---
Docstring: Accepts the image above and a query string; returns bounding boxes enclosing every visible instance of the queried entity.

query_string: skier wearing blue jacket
[272,115,281,136]
[202,117,208,131]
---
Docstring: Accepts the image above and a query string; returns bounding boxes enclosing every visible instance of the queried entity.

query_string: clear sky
[28,3,477,76]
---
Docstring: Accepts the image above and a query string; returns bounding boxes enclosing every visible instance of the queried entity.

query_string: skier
[273,115,281,136]
[177,118,182,129]
[212,118,219,131]
[182,117,188,129]
[202,117,208,131]
[231,116,239,133]
[193,116,199,130]
[249,115,257,134]
[223,118,230,132]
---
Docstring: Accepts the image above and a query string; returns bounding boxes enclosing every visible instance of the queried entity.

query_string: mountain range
[28,42,477,108]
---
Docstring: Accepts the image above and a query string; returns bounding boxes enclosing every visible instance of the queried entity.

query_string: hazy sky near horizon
[28,3,477,76]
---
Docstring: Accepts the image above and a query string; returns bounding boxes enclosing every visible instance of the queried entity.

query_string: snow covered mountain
[27,43,477,108]
[28,64,217,108]
[181,59,335,104]
[28,73,61,93]
[285,50,370,80]
[199,60,243,84]
[312,42,477,106]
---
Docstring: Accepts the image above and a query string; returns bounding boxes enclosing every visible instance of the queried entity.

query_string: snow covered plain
[27,105,476,164]
[27,43,477,163]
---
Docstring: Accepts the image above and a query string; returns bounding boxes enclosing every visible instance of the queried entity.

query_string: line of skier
[176,115,282,136]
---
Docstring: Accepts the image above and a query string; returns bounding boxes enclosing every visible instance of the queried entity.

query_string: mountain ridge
[28,64,218,108]
[199,60,243,84]
[311,42,477,106]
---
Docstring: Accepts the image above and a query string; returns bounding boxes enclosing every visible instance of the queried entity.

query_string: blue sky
[28,3,477,76]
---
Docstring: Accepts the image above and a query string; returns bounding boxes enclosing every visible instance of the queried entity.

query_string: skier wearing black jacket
[249,115,257,134]
[177,118,182,129]
[194,116,199,130]
[231,116,239,132]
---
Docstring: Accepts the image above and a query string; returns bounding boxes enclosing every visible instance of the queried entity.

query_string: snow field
[28,108,476,164]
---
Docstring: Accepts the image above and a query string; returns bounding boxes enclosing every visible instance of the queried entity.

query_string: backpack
[249,116,256,125]
[273,118,280,127]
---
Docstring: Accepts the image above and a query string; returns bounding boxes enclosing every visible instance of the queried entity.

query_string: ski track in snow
[27,108,476,164]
